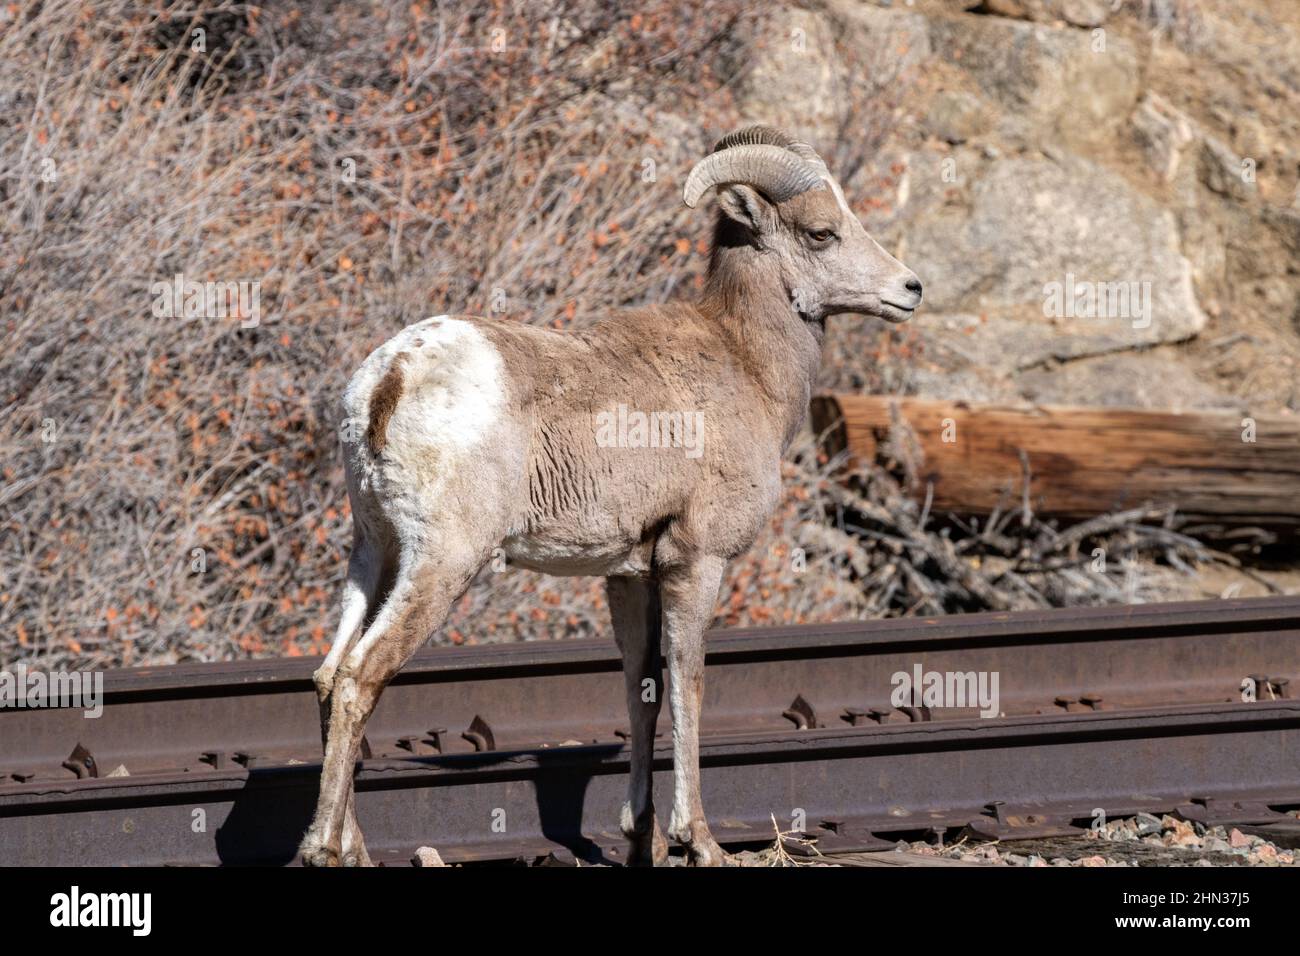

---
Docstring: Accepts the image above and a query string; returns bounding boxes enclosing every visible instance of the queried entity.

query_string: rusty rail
[1,596,1297,865]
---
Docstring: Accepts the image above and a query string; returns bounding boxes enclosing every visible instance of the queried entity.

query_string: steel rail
[0,596,1297,864]
[2,596,1296,779]
[2,701,1299,865]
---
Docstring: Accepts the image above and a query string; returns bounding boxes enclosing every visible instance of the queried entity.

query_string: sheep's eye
[806,228,835,244]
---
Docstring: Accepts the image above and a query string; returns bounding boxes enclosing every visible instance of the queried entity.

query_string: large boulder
[828,1,933,76]
[927,14,1139,147]
[1015,353,1237,410]
[735,8,848,142]
[736,4,935,142]
[900,154,1208,372]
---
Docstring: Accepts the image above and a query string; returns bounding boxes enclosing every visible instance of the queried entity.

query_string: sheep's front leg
[660,554,727,866]
[607,575,669,866]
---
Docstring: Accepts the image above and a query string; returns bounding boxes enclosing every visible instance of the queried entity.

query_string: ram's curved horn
[710,124,830,175]
[710,124,799,153]
[787,141,830,175]
[682,143,825,208]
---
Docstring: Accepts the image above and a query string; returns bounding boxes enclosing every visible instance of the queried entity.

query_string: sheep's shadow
[214,767,318,866]
[531,744,623,865]
[211,744,629,866]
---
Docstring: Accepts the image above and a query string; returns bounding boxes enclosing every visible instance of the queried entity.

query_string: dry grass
[0,0,1196,670]
[0,0,763,666]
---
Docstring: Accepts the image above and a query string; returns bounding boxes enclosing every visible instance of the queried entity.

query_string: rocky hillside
[747,0,1299,411]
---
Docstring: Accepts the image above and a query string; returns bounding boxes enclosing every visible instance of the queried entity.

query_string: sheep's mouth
[876,301,917,323]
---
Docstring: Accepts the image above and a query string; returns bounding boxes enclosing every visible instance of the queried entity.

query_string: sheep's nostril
[905,277,923,298]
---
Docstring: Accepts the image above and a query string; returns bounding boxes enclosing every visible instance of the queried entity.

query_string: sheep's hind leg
[607,575,669,866]
[300,543,485,866]
[311,534,381,867]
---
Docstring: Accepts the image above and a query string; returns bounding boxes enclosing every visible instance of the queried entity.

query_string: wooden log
[810,395,1300,529]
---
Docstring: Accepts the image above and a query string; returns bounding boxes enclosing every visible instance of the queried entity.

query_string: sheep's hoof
[686,836,727,868]
[625,822,670,867]
[672,818,727,867]
[652,828,671,866]
[341,846,373,867]
[300,843,341,867]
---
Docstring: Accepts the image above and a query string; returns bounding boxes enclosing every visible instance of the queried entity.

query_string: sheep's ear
[715,183,772,235]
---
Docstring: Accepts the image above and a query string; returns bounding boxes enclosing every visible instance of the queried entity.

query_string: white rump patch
[343,316,505,477]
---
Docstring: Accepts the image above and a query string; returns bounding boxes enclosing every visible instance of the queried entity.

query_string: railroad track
[1,596,1297,865]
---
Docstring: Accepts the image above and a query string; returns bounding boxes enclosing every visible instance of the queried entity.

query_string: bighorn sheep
[300,125,922,866]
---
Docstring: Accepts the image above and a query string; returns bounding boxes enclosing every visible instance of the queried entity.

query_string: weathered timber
[810,395,1300,528]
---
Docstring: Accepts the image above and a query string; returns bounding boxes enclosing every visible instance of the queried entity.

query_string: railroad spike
[61,742,98,780]
[842,706,869,727]
[782,694,816,730]
[462,715,496,752]
[984,800,1008,825]
[200,750,225,769]
[426,728,448,753]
